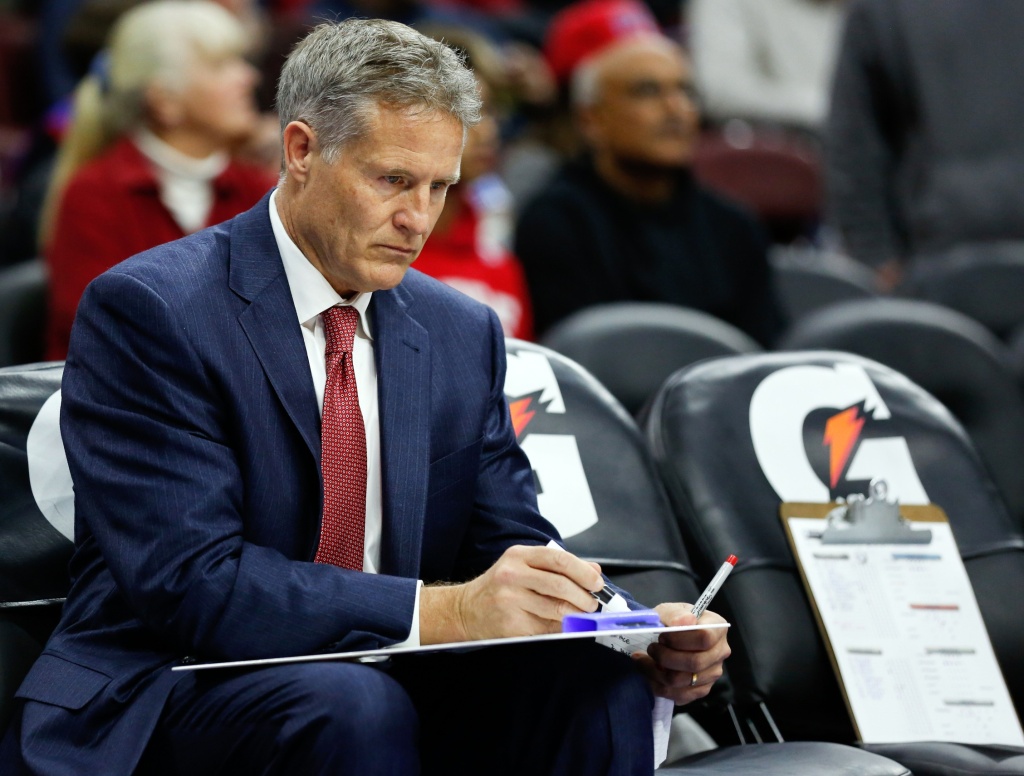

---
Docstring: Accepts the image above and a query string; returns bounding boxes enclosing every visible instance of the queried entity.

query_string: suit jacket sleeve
[62,269,418,661]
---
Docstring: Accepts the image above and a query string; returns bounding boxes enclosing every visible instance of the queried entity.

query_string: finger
[631,654,716,705]
[647,638,731,675]
[517,589,595,627]
[658,622,728,653]
[489,550,599,615]
[654,602,698,627]
[526,546,605,594]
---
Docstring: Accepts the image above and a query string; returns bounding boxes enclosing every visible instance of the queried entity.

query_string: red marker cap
[726,555,738,566]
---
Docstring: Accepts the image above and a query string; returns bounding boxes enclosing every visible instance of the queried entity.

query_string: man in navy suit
[5,18,729,775]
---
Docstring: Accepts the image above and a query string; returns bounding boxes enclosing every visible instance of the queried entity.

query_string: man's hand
[419,545,603,645]
[631,602,731,705]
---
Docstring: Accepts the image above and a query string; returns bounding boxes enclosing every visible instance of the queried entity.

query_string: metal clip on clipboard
[821,479,932,545]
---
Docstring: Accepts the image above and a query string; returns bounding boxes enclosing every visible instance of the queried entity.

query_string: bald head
[572,37,700,171]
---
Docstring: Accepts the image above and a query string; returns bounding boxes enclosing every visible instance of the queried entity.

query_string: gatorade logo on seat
[505,349,599,538]
[749,362,929,504]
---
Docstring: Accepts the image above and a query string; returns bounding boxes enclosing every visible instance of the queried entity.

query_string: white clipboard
[781,500,1023,746]
[172,622,730,672]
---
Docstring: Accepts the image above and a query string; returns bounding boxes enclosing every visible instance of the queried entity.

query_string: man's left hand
[631,602,731,705]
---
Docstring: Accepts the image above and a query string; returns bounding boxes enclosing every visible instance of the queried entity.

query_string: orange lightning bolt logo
[509,397,536,439]
[823,406,866,488]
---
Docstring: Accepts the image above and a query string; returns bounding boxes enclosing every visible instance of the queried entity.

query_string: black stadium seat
[539,303,762,417]
[779,298,1024,532]
[504,340,908,774]
[0,362,70,732]
[645,350,1024,775]
[898,241,1024,339]
[770,245,878,326]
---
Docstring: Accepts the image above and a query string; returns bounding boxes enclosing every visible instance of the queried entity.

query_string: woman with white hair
[41,0,275,360]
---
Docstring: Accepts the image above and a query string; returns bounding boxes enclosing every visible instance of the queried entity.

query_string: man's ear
[282,121,318,184]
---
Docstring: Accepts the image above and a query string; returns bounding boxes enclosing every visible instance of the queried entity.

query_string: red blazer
[414,190,534,341]
[44,137,275,359]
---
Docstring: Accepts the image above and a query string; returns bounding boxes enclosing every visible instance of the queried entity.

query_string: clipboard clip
[821,479,932,545]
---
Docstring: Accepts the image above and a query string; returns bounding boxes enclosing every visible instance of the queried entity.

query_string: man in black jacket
[515,25,785,345]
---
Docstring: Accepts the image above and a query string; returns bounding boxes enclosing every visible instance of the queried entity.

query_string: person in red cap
[517,5,786,345]
[543,0,661,87]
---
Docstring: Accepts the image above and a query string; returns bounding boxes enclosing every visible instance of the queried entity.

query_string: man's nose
[394,189,432,235]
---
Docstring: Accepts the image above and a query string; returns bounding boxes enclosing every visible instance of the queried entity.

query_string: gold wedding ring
[690,672,698,687]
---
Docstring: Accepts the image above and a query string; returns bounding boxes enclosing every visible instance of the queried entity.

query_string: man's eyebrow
[383,167,460,184]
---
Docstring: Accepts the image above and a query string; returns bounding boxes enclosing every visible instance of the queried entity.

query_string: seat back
[0,362,72,730]
[0,258,47,367]
[691,129,822,243]
[504,338,701,605]
[779,298,1024,530]
[540,303,762,417]
[504,338,748,743]
[770,246,878,326]
[899,242,1024,339]
[645,351,1024,741]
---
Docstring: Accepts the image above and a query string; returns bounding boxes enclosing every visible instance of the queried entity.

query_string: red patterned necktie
[315,305,366,570]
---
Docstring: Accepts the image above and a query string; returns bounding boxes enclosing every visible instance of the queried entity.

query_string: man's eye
[384,175,403,185]
[431,181,449,192]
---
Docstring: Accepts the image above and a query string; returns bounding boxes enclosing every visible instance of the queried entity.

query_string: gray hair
[276,18,482,162]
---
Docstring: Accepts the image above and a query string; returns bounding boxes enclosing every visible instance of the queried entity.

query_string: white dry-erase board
[781,502,1024,746]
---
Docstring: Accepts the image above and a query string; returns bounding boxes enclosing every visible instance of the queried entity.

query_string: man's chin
[367,263,414,292]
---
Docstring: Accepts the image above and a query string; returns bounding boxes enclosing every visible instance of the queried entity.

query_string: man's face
[582,40,700,169]
[284,104,464,297]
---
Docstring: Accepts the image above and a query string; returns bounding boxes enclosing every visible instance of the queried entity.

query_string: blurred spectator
[41,0,275,360]
[687,0,847,135]
[826,0,1024,289]
[414,26,534,339]
[1,0,279,267]
[515,0,785,345]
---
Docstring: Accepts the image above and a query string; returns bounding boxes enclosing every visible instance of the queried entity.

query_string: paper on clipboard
[172,622,730,672]
[782,500,1023,746]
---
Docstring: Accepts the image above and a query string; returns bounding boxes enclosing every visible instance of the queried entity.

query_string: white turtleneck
[134,128,229,234]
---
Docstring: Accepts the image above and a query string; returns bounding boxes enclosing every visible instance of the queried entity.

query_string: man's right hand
[418,545,604,645]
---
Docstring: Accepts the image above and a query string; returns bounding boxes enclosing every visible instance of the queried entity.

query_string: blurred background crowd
[2,0,1024,389]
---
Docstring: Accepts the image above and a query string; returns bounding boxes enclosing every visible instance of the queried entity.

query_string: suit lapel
[228,195,431,577]
[372,284,430,579]
[229,195,321,461]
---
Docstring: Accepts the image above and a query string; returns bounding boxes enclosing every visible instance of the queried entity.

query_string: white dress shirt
[269,189,421,647]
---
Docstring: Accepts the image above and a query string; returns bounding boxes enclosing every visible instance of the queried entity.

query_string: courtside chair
[504,339,908,775]
[898,241,1024,340]
[769,245,878,328]
[0,362,70,732]
[780,297,1024,532]
[645,350,1024,775]
[539,303,762,418]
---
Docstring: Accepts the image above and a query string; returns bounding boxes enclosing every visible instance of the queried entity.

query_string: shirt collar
[269,189,373,339]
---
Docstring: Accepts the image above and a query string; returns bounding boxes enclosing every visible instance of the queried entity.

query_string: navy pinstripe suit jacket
[14,193,559,774]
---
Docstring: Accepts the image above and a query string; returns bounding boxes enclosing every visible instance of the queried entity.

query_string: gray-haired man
[5,18,729,775]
